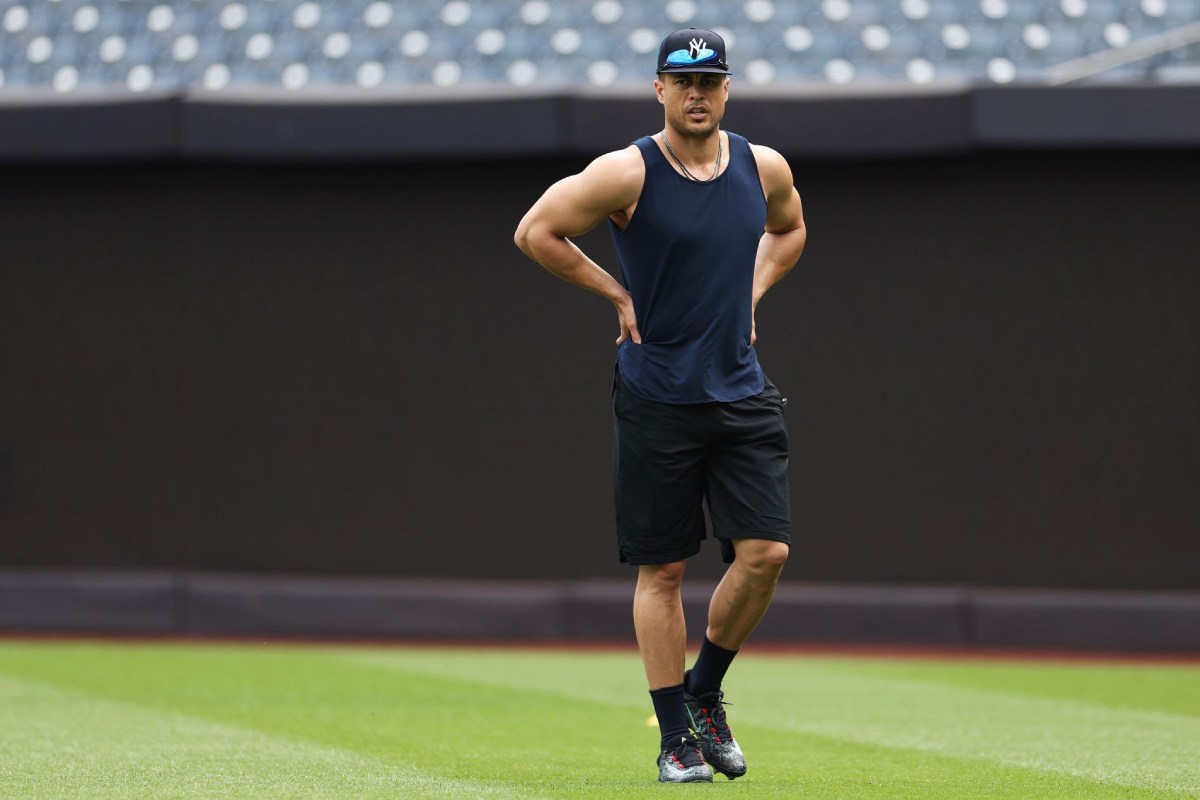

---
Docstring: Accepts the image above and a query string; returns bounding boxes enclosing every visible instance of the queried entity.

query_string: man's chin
[671,119,720,139]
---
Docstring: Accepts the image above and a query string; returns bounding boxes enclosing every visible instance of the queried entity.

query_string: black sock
[686,637,738,697]
[649,684,690,751]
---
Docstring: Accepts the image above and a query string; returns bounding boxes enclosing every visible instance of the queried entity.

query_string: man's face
[655,72,730,139]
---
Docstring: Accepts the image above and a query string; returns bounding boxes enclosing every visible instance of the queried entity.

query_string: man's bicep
[754,146,803,234]
[521,176,602,239]
[765,186,803,234]
[528,154,639,238]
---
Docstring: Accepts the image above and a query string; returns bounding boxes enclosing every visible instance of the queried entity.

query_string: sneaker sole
[659,772,714,783]
[711,764,746,780]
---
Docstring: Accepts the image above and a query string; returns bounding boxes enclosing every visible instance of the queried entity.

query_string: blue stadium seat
[0,0,1197,92]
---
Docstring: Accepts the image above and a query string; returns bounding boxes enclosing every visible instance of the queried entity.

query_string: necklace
[662,130,722,183]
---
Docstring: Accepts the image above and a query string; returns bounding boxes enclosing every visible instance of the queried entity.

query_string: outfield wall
[1,85,1198,599]
[1,147,1197,592]
[2,570,1200,652]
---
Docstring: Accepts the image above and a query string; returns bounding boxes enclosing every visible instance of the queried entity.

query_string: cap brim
[657,66,731,74]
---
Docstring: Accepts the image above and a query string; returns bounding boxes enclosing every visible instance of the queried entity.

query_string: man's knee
[735,539,789,577]
[638,560,687,594]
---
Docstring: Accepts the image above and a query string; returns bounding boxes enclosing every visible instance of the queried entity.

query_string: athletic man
[514,28,806,783]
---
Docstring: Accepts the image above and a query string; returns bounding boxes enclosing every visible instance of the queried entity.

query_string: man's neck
[660,128,723,182]
[662,128,722,172]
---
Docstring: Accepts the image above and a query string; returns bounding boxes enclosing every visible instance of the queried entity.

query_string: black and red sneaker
[656,734,713,783]
[684,688,747,779]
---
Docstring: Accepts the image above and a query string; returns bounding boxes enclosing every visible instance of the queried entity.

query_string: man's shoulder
[581,144,646,190]
[597,142,648,171]
[724,132,787,173]
[745,139,786,165]
[745,141,793,189]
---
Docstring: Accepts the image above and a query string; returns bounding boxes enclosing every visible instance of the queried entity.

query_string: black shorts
[612,370,791,565]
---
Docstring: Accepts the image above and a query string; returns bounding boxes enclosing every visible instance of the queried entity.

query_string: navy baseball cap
[656,28,730,74]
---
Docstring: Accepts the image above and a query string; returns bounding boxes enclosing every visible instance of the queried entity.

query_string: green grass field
[1,641,1198,798]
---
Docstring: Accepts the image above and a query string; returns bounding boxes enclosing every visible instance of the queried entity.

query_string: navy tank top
[610,131,767,404]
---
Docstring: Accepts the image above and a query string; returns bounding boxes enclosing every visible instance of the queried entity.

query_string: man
[514,28,806,783]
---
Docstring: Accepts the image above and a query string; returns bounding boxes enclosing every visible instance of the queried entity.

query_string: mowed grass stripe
[0,672,533,799]
[343,647,1200,797]
[0,643,661,797]
[827,658,1200,718]
[0,643,687,797]
[736,669,1200,795]
[1,642,1198,799]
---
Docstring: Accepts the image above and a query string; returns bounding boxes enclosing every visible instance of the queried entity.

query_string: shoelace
[696,695,734,740]
[667,735,706,769]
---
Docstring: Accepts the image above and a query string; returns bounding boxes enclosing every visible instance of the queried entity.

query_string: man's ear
[654,79,665,105]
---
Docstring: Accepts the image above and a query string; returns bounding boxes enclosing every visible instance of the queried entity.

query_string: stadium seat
[0,0,1197,92]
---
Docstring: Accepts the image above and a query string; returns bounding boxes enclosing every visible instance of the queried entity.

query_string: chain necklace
[661,130,723,183]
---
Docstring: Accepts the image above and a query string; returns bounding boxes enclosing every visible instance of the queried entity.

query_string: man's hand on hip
[616,293,642,345]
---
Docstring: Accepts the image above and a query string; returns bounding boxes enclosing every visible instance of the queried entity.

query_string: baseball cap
[656,28,730,74]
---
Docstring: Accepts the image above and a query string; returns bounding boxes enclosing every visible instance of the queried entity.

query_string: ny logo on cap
[688,38,707,58]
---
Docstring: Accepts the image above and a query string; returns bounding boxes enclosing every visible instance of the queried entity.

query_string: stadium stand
[1,0,1198,93]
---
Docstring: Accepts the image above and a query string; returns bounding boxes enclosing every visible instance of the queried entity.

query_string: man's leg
[687,536,788,694]
[633,560,688,691]
[706,538,790,651]
[692,378,791,696]
[635,560,712,783]
[682,537,788,693]
[680,538,788,780]
[635,561,689,751]
[612,372,711,781]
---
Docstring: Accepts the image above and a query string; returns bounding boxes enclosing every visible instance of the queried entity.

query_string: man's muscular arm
[515,148,644,345]
[750,145,807,344]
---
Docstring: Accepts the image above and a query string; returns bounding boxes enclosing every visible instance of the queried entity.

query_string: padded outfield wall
[0,86,1198,593]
